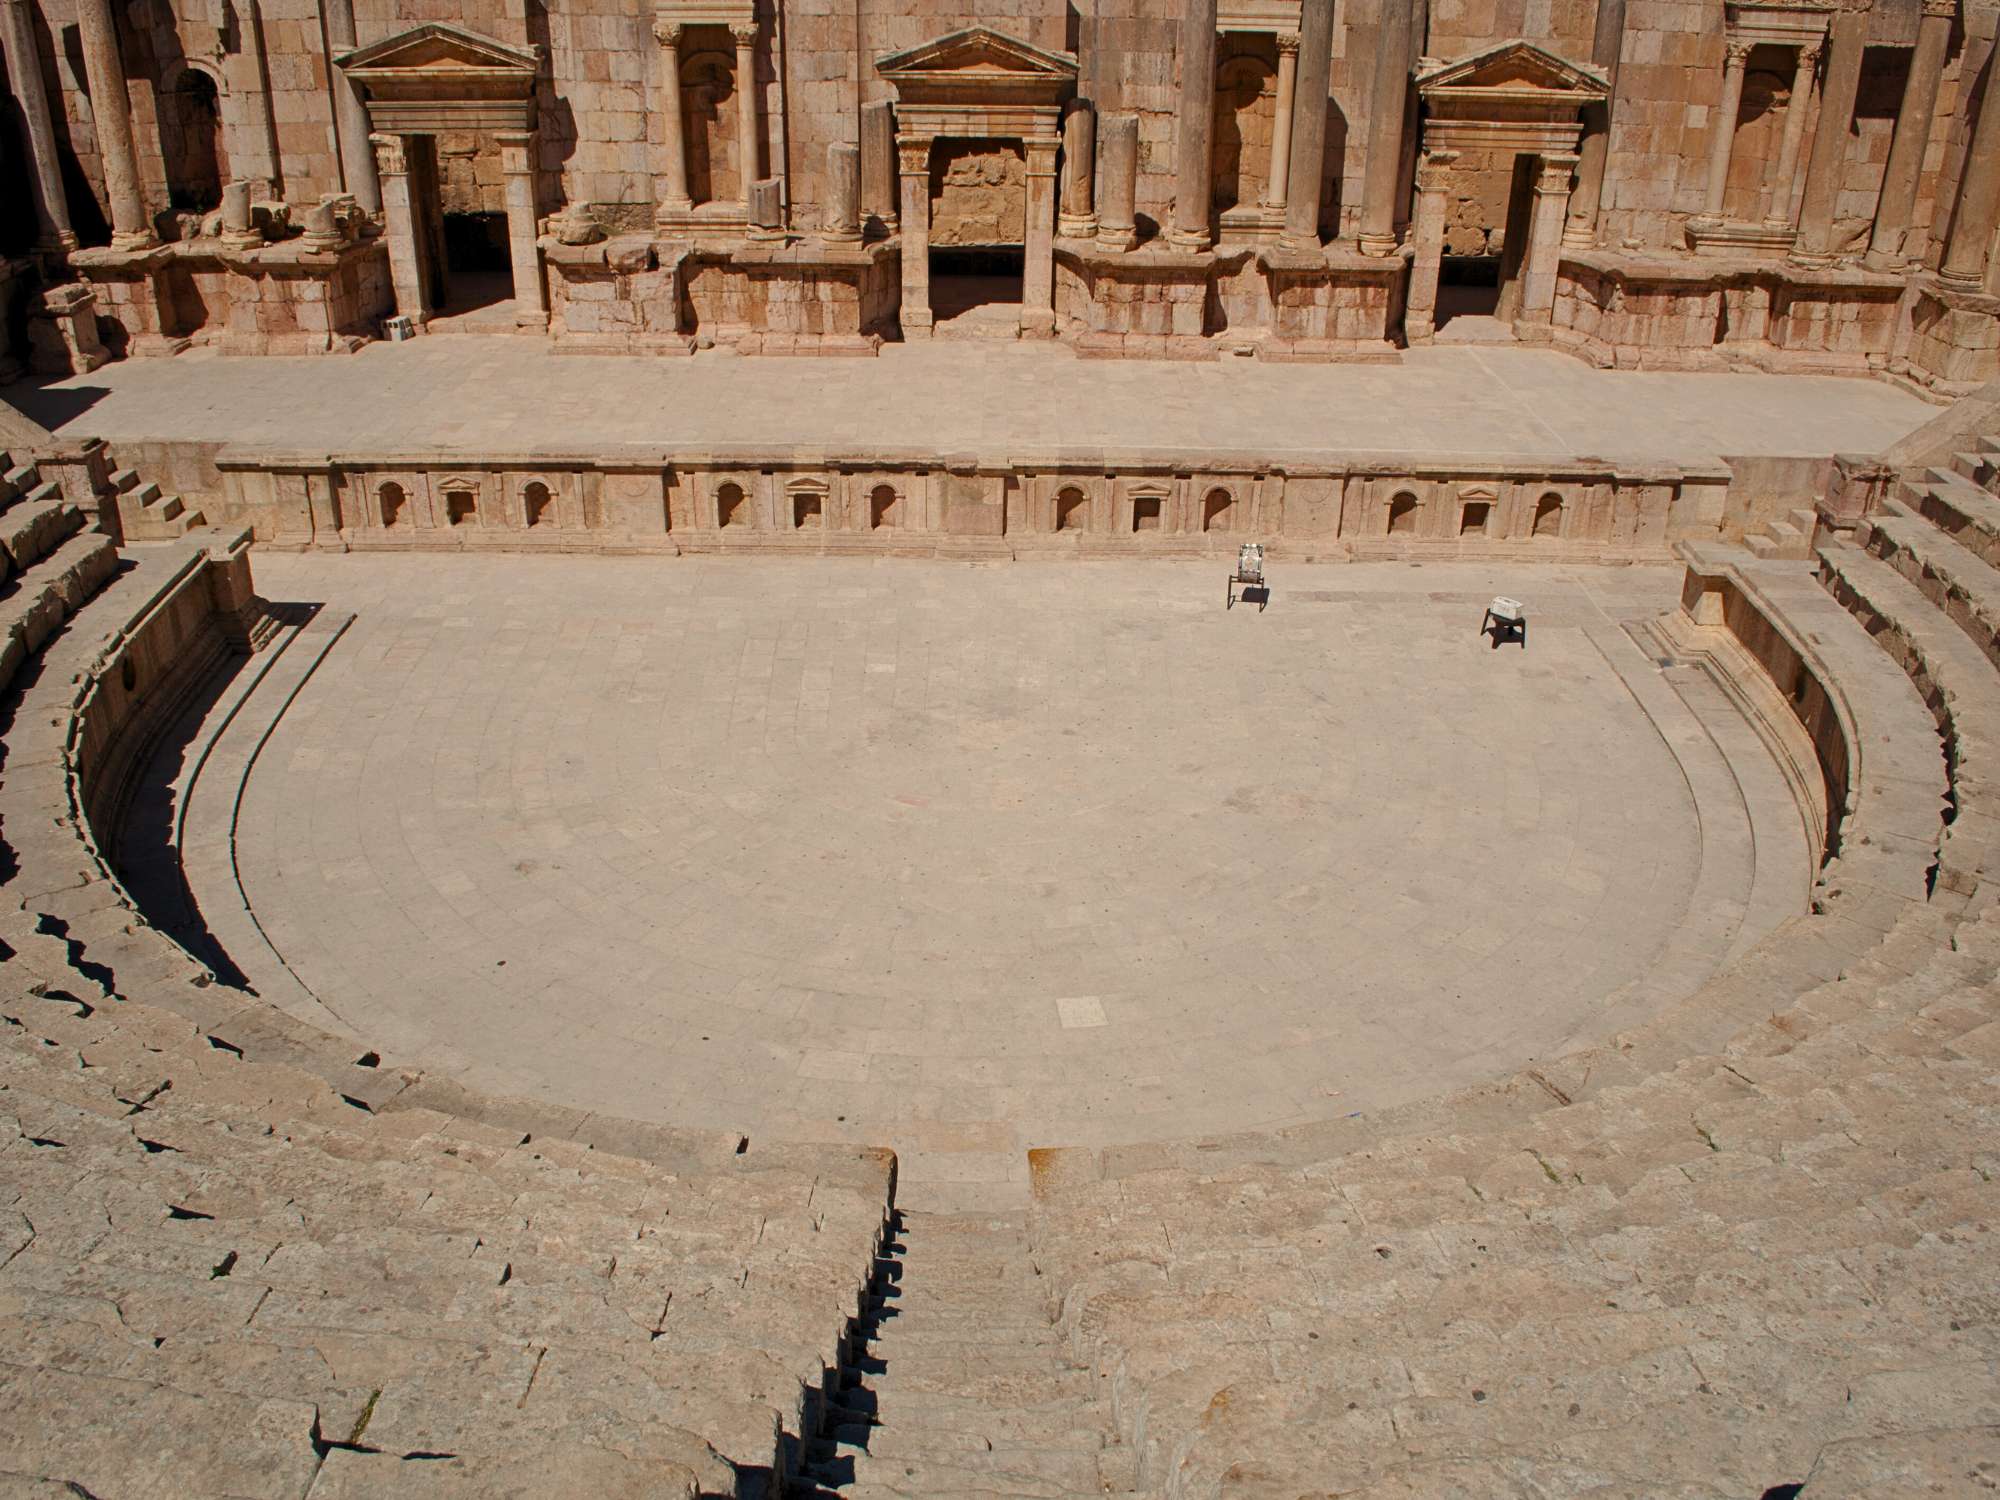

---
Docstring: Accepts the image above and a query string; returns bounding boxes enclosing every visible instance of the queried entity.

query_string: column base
[654,198,693,222]
[1405,316,1435,343]
[1167,229,1212,253]
[1787,248,1836,269]
[1560,224,1597,250]
[1058,214,1099,238]
[1862,246,1913,272]
[110,229,160,252]
[901,307,934,340]
[38,231,80,255]
[1019,307,1057,339]
[1095,226,1138,252]
[1356,231,1399,257]
[1937,268,1987,292]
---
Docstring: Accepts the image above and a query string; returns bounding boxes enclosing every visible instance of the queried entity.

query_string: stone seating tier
[0,502,896,1495]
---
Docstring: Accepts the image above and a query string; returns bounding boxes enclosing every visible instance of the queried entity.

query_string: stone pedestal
[28,284,108,375]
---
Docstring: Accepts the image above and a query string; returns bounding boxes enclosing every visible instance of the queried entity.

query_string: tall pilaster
[1764,42,1818,226]
[1358,0,1413,254]
[321,0,378,213]
[1097,111,1139,251]
[654,20,690,216]
[1792,0,1867,262]
[496,130,545,327]
[0,0,77,250]
[730,22,761,213]
[1171,0,1217,250]
[1866,0,1955,267]
[1516,152,1578,336]
[74,0,153,247]
[1941,43,2000,287]
[1701,38,1752,216]
[898,139,932,336]
[1023,139,1059,336]
[1404,147,1457,342]
[1281,0,1335,249]
[372,132,427,324]
[1263,33,1299,212]
[1564,0,1625,247]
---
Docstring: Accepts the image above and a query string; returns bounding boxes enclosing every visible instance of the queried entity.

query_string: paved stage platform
[8,340,1936,467]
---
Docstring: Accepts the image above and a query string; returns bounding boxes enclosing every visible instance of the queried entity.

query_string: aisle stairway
[797,1211,1136,1499]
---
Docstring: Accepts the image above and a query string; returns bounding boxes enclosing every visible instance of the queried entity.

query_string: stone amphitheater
[7,0,2000,1490]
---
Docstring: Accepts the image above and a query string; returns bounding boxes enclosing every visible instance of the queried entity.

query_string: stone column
[1097,111,1139,251]
[1282,0,1335,248]
[1756,44,1814,227]
[898,138,932,336]
[320,0,378,213]
[1,0,77,249]
[1171,0,1217,250]
[823,140,861,243]
[1517,153,1578,335]
[226,0,283,198]
[74,0,153,247]
[1941,51,2000,287]
[1023,138,1060,336]
[1564,0,1625,247]
[1701,38,1752,216]
[861,98,897,233]
[1263,33,1299,211]
[1358,0,1413,254]
[372,132,427,323]
[1404,147,1456,341]
[731,22,761,213]
[654,21,691,216]
[1792,1,1867,262]
[1059,100,1097,236]
[496,130,545,327]
[1866,0,1955,268]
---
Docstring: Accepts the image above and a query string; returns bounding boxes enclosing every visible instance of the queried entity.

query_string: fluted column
[1792,0,1867,262]
[731,22,760,214]
[898,138,932,336]
[1282,0,1334,248]
[74,0,153,247]
[496,130,545,326]
[1764,41,1818,225]
[1866,0,1956,267]
[372,133,427,323]
[1701,38,1752,216]
[1023,139,1059,336]
[1059,100,1096,236]
[1564,0,1625,247]
[320,0,378,213]
[1358,0,1414,254]
[1097,111,1139,251]
[1404,147,1457,342]
[654,20,690,216]
[1263,32,1299,211]
[1517,152,1578,335]
[1171,0,1217,250]
[1,0,77,250]
[1941,44,2000,287]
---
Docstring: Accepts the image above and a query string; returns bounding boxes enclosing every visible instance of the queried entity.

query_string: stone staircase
[1744,504,1819,561]
[109,463,205,541]
[0,448,119,690]
[796,1210,1137,1499]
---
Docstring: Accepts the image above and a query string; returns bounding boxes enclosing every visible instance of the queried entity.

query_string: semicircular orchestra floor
[146,555,1814,1207]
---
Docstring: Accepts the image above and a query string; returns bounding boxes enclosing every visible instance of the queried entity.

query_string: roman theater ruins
[4,0,2000,1493]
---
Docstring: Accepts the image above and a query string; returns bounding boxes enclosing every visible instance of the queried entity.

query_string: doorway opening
[405,134,518,331]
[928,137,1026,338]
[1435,152,1534,342]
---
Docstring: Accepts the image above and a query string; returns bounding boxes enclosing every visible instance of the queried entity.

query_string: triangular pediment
[337,23,539,76]
[1417,41,1608,97]
[876,26,1078,82]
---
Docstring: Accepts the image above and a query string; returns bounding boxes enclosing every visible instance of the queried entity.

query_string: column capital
[898,140,931,175]
[1026,140,1060,177]
[1919,0,1955,16]
[494,129,535,174]
[651,19,682,47]
[369,131,409,176]
[1535,153,1580,195]
[727,20,757,45]
[1416,147,1460,192]
[1275,31,1301,55]
[1724,36,1755,64]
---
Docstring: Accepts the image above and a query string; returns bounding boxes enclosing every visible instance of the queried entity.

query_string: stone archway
[876,27,1077,340]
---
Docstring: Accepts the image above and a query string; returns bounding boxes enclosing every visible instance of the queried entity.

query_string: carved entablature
[1217,0,1302,34]
[652,0,755,26]
[875,26,1078,146]
[1723,0,1834,50]
[1416,41,1609,154]
[337,22,541,133]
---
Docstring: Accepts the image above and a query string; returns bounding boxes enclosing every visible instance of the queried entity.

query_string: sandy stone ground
[159,553,1812,1206]
[12,340,1935,464]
